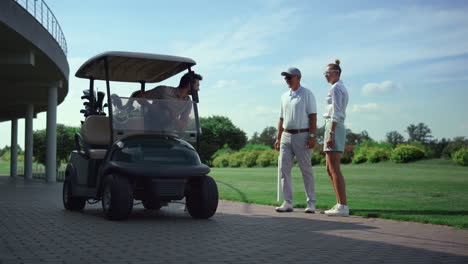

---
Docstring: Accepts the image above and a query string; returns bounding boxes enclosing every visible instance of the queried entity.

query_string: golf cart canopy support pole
[188,67,201,150]
[104,57,114,145]
[140,81,146,92]
[89,78,95,113]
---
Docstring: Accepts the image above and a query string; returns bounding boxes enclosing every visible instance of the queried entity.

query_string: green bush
[367,148,390,163]
[408,141,434,158]
[311,151,322,166]
[390,145,426,163]
[1,152,24,162]
[355,140,392,154]
[352,153,367,164]
[0,151,9,161]
[443,137,468,158]
[353,141,391,164]
[243,151,261,167]
[257,150,272,167]
[320,156,327,165]
[228,152,246,167]
[453,148,468,166]
[212,154,231,167]
[256,150,279,167]
[341,145,354,164]
[240,144,271,152]
[269,150,279,167]
[341,155,352,164]
[211,144,235,160]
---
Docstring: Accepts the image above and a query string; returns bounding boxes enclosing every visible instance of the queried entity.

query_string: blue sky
[1,0,468,148]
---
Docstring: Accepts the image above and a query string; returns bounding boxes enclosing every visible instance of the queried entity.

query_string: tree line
[1,117,466,167]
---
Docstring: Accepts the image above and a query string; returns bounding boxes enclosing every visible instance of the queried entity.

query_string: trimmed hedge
[390,145,426,163]
[352,153,367,164]
[243,150,261,167]
[212,154,231,168]
[257,150,279,167]
[211,144,235,160]
[341,145,354,164]
[367,148,390,163]
[311,151,322,166]
[453,148,468,166]
[228,152,246,167]
[240,144,271,151]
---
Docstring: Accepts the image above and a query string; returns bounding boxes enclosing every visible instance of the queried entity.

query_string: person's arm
[326,87,342,149]
[274,118,284,151]
[175,107,191,130]
[306,91,317,149]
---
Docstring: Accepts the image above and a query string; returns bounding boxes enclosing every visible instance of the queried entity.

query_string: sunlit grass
[210,159,468,228]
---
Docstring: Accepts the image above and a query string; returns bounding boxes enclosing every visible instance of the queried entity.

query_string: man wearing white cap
[274,67,317,213]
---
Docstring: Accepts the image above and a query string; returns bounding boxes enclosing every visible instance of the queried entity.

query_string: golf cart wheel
[101,174,134,220]
[142,199,162,210]
[63,179,86,211]
[186,176,218,219]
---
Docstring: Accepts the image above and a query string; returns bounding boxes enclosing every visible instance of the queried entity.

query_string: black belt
[284,128,309,134]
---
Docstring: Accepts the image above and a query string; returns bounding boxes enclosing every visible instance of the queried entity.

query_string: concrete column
[10,119,18,178]
[24,104,34,180]
[46,85,58,183]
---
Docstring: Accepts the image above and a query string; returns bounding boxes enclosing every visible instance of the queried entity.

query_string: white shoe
[325,204,349,216]
[275,201,293,212]
[304,202,315,213]
[324,203,339,214]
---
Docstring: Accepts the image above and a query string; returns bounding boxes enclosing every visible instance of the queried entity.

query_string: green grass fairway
[210,159,468,228]
[0,159,10,175]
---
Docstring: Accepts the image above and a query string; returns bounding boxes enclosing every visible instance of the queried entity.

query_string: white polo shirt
[323,80,349,123]
[279,86,317,129]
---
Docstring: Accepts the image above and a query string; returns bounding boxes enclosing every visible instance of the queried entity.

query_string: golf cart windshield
[111,96,198,142]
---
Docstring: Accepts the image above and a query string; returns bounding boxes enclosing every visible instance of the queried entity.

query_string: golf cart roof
[75,51,196,83]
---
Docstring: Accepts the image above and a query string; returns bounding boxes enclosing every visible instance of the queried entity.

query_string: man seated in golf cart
[136,72,203,130]
[141,72,202,101]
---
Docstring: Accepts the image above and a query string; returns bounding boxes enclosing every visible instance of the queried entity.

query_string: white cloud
[252,106,278,116]
[172,8,300,72]
[349,103,378,113]
[362,80,399,96]
[212,80,238,89]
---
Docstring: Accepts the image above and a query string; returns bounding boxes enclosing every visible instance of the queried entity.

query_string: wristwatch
[309,133,315,138]
[329,131,335,135]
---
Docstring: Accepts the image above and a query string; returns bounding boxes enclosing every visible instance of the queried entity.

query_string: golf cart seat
[81,115,110,159]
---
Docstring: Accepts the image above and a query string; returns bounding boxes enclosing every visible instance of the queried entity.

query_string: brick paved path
[1,176,467,264]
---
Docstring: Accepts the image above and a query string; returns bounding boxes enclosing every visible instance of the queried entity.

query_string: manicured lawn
[0,159,9,175]
[210,159,468,228]
[0,160,65,176]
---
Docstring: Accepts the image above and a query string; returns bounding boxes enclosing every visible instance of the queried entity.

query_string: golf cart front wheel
[63,179,86,211]
[186,176,218,219]
[101,174,134,220]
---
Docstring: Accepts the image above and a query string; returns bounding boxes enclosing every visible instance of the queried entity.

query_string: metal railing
[17,165,66,182]
[13,0,68,55]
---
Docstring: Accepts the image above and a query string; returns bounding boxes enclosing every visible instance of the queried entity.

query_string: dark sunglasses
[284,75,293,80]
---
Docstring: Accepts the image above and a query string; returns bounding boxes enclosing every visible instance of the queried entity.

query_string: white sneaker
[324,203,339,214]
[275,201,293,212]
[325,204,349,217]
[304,202,315,213]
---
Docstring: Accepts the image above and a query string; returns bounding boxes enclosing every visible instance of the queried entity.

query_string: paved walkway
[0,175,467,264]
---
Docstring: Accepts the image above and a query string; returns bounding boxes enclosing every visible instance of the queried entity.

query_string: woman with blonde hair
[323,59,349,216]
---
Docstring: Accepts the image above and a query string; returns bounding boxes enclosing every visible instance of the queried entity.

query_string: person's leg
[328,151,347,205]
[326,153,340,204]
[292,133,315,205]
[278,133,294,204]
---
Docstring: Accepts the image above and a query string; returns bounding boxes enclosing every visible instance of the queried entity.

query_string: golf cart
[63,51,218,220]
